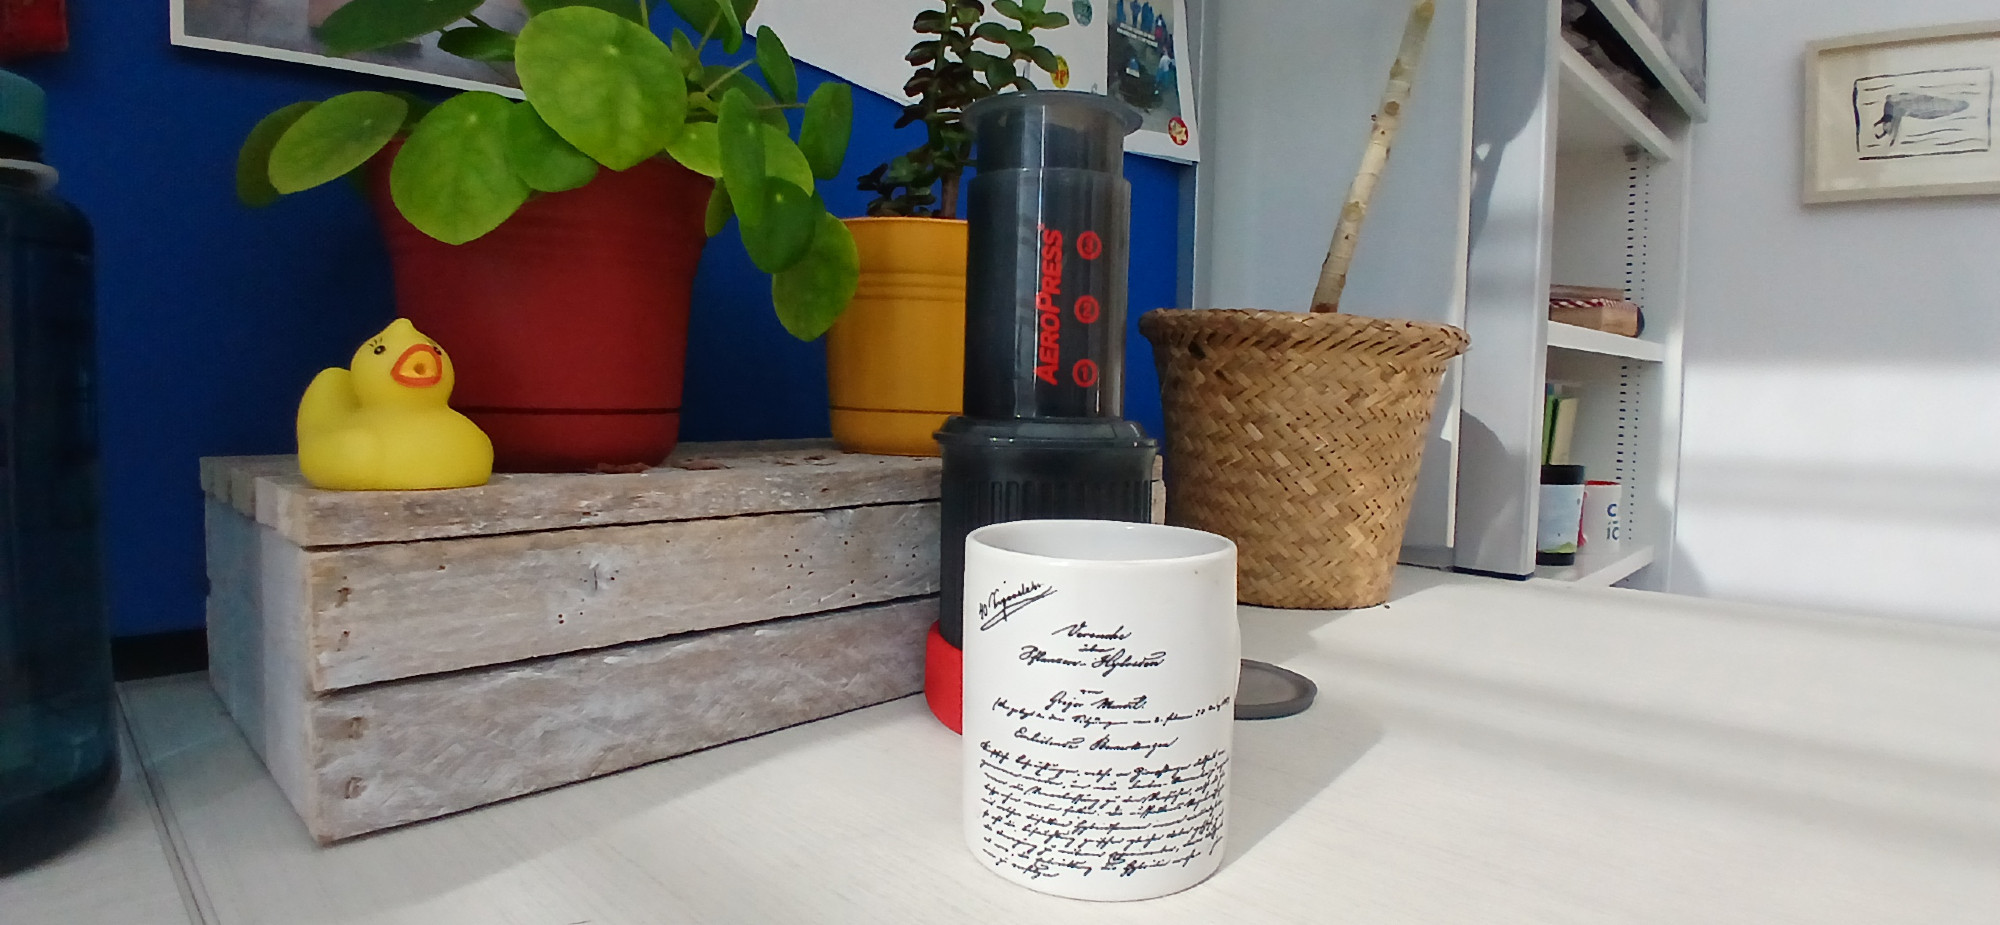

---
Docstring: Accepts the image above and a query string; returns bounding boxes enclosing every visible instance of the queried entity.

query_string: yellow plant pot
[825,217,967,456]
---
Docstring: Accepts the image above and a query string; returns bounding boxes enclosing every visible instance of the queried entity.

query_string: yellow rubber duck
[297,318,493,491]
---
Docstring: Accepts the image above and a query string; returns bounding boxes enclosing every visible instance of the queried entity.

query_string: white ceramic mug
[961,519,1238,902]
[1582,480,1623,553]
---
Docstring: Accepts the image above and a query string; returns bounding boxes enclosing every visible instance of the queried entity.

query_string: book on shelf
[1542,384,1580,466]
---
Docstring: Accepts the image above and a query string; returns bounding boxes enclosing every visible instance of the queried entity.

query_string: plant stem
[1311,0,1435,314]
[466,13,493,29]
[702,58,755,95]
[939,170,961,220]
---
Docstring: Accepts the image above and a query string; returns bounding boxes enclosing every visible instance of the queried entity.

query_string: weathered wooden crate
[202,440,943,843]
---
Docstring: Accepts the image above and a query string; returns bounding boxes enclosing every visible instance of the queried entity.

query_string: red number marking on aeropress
[1072,359,1099,388]
[1076,230,1103,261]
[1035,225,1065,385]
[1074,295,1101,324]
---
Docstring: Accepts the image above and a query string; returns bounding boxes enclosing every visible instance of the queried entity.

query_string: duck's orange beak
[392,344,443,388]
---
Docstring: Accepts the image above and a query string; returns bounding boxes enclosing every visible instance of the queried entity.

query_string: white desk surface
[9,568,1999,924]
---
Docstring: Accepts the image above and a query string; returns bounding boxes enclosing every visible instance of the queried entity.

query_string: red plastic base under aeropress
[923,621,962,734]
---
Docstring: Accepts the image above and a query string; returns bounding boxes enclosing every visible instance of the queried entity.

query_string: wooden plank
[300,501,939,691]
[205,501,321,832]
[300,597,933,842]
[204,440,943,548]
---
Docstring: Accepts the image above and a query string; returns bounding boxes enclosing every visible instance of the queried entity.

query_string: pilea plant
[235,0,861,340]
[857,0,1071,217]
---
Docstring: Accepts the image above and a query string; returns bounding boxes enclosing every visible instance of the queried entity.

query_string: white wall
[1672,1,2000,624]
[1194,0,1474,559]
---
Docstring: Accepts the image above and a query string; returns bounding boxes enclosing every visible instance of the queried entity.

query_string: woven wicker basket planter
[1139,309,1469,609]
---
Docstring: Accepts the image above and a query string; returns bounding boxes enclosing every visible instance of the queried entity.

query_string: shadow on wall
[1669,362,2000,626]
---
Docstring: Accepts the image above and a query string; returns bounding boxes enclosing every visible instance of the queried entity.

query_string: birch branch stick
[1311,0,1437,313]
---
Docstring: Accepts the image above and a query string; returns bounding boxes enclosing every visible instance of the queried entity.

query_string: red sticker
[1073,295,1102,324]
[1168,117,1190,146]
[1076,231,1103,261]
[1072,359,1100,388]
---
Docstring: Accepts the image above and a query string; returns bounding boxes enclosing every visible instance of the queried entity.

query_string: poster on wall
[1805,22,2000,203]
[751,0,1198,162]
[171,0,525,96]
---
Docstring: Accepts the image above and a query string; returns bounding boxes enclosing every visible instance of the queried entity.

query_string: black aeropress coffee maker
[922,91,1158,731]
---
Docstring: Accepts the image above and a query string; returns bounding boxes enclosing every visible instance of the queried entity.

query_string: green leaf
[761,124,815,191]
[666,0,742,52]
[267,91,406,194]
[313,0,483,57]
[391,92,530,245]
[523,0,645,21]
[669,30,701,72]
[705,183,732,236]
[739,179,821,273]
[753,26,798,104]
[388,91,436,130]
[912,10,947,33]
[717,89,768,227]
[665,121,722,177]
[1037,11,1070,28]
[729,0,760,23]
[992,0,1027,24]
[516,6,685,171]
[797,83,851,181]
[972,22,1010,44]
[1027,46,1058,72]
[237,102,316,207]
[702,65,788,127]
[771,213,859,340]
[437,25,517,61]
[505,103,599,192]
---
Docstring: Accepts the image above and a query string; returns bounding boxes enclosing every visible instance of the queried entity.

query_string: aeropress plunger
[922,91,1159,731]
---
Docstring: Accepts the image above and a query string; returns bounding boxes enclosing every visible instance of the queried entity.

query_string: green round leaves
[237,101,316,207]
[771,213,859,340]
[798,83,853,181]
[506,104,599,192]
[717,89,768,227]
[267,91,407,195]
[516,6,686,172]
[315,0,482,57]
[666,122,722,177]
[391,92,529,244]
[740,179,820,274]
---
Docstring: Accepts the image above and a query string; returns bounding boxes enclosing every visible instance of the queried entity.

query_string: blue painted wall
[17,5,1181,637]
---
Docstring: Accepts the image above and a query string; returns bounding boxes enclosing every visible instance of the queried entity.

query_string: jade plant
[857,0,1070,217]
[235,0,860,340]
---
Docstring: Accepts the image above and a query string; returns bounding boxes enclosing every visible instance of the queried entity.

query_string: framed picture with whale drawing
[1806,21,2000,203]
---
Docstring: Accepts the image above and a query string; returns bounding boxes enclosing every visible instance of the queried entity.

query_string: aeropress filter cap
[964,89,1140,173]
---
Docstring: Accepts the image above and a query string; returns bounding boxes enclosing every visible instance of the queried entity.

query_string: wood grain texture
[128,570,2000,924]
[204,440,944,548]
[204,501,320,832]
[302,597,933,841]
[301,501,939,690]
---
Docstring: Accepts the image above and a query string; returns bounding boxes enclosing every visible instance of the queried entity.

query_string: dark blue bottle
[0,69,115,873]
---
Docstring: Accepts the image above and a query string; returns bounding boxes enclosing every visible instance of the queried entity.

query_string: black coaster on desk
[1235,659,1316,720]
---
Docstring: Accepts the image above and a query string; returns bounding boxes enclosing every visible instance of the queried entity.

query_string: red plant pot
[369,153,713,472]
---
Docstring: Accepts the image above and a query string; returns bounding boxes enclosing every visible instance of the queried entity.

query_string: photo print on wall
[1807,21,2000,202]
[173,0,525,95]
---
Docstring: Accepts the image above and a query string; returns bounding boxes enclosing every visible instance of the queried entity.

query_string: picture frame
[1804,21,2000,203]
[750,0,1199,163]
[171,0,525,98]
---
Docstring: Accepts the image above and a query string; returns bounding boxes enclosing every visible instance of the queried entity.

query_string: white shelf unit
[1457,0,1690,590]
[1534,544,1657,586]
